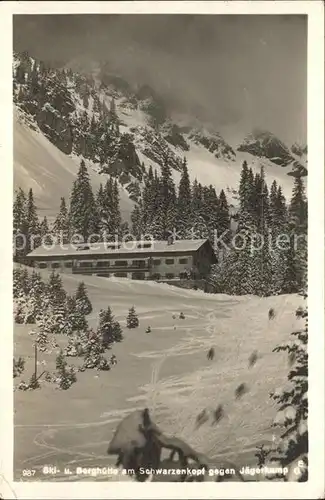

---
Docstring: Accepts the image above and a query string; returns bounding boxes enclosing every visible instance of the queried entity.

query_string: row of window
[95,272,182,280]
[37,257,189,269]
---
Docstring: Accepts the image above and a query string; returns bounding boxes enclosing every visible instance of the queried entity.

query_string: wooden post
[34,342,37,379]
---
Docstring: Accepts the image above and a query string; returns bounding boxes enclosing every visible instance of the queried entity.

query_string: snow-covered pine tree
[112,320,123,343]
[13,267,25,298]
[56,349,66,371]
[149,171,165,239]
[13,356,25,378]
[46,271,67,309]
[225,208,260,295]
[288,176,307,291]
[96,184,105,239]
[203,185,219,242]
[98,307,114,349]
[13,188,27,236]
[13,188,29,260]
[238,161,250,211]
[66,294,88,333]
[74,281,92,316]
[191,179,209,239]
[69,159,98,241]
[131,201,144,239]
[44,271,69,334]
[53,197,70,244]
[281,233,300,294]
[160,158,177,239]
[176,158,192,238]
[56,350,77,390]
[26,188,40,252]
[289,176,308,233]
[36,319,50,351]
[267,291,308,479]
[39,216,53,246]
[217,189,231,245]
[100,177,115,237]
[82,328,110,370]
[98,306,123,348]
[141,165,154,232]
[112,179,122,237]
[20,267,30,296]
[126,306,139,329]
[25,270,45,323]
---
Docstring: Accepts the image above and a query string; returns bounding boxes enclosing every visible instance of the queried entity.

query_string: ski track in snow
[14,270,300,482]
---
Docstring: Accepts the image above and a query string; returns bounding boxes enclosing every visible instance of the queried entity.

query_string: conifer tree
[13,267,25,298]
[99,177,115,237]
[39,216,53,246]
[20,268,30,295]
[27,270,45,322]
[26,188,40,251]
[75,281,92,315]
[160,158,177,239]
[82,329,110,371]
[191,180,209,239]
[288,177,307,291]
[13,188,27,236]
[53,197,70,244]
[203,185,219,241]
[217,189,231,244]
[131,201,144,239]
[176,158,192,238]
[239,161,251,211]
[226,209,260,295]
[289,176,307,233]
[141,165,155,232]
[13,188,29,260]
[69,159,98,240]
[112,179,122,236]
[46,271,67,310]
[98,307,114,349]
[98,306,123,348]
[66,295,88,333]
[56,349,66,371]
[282,235,300,294]
[126,306,139,329]
[268,292,308,478]
[56,351,77,390]
[40,216,49,237]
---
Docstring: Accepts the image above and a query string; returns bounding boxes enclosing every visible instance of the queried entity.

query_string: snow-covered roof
[27,238,212,258]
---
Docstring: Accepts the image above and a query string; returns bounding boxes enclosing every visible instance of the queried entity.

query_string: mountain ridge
[13,50,307,217]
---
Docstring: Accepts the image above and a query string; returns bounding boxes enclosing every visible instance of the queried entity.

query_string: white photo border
[0,1,323,499]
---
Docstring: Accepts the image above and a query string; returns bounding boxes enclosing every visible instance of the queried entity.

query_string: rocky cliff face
[237,129,307,176]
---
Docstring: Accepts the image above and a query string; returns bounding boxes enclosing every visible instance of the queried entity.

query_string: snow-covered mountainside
[13,108,134,221]
[237,129,308,177]
[13,51,307,216]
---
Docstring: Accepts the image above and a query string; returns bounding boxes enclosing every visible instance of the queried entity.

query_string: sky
[13,14,307,146]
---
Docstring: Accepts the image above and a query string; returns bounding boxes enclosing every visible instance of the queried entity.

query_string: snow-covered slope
[115,99,297,203]
[13,108,134,221]
[14,269,304,478]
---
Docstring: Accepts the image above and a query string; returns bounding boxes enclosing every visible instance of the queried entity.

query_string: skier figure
[248,350,258,368]
[110,354,117,366]
[207,347,215,361]
[195,409,208,429]
[179,312,185,320]
[268,308,275,320]
[235,383,248,399]
[213,404,224,425]
[146,326,151,334]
